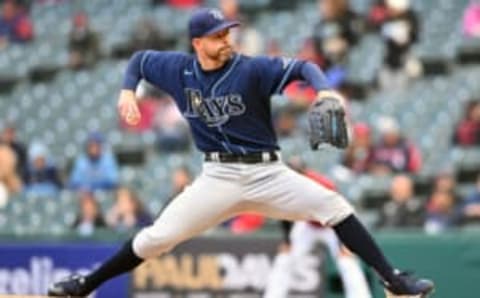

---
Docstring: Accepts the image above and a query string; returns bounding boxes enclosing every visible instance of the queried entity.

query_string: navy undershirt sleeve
[122,51,145,90]
[298,61,331,92]
[121,50,187,95]
[255,56,331,94]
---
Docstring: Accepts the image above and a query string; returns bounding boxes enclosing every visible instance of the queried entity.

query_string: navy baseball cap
[188,8,240,39]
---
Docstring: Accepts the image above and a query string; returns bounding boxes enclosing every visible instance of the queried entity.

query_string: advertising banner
[0,243,129,297]
[131,237,326,298]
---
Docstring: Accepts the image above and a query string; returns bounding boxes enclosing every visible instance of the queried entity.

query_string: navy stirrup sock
[333,214,396,283]
[84,238,144,291]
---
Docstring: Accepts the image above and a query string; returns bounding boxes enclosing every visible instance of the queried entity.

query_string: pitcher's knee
[132,226,179,259]
[317,193,355,227]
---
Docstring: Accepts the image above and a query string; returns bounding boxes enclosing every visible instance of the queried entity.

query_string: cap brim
[202,21,240,37]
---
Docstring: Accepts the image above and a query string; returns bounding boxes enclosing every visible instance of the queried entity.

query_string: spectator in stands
[370,117,422,175]
[68,132,119,191]
[431,171,460,200]
[0,0,34,48]
[274,105,298,138]
[0,143,22,207]
[107,187,152,231]
[170,166,193,198]
[24,142,62,196]
[376,174,424,228]
[154,97,191,152]
[313,0,363,65]
[159,166,193,213]
[13,0,32,10]
[72,191,106,236]
[367,0,389,30]
[266,39,283,57]
[342,122,375,173]
[286,0,358,105]
[113,18,175,58]
[458,174,480,225]
[35,0,67,5]
[0,123,27,180]
[454,100,480,146]
[68,12,101,70]
[298,38,327,68]
[119,82,163,132]
[220,0,264,56]
[424,190,459,234]
[377,0,421,89]
[463,1,480,38]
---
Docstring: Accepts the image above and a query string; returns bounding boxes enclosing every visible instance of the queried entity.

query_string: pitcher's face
[194,29,234,64]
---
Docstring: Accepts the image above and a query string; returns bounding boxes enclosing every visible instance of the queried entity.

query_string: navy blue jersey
[125,51,328,153]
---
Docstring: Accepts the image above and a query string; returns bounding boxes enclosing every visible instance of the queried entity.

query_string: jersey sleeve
[123,50,188,95]
[252,55,305,95]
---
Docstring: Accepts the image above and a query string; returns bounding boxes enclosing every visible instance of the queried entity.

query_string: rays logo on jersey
[184,88,246,127]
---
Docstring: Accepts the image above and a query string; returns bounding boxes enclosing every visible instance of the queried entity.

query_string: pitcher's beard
[210,47,233,62]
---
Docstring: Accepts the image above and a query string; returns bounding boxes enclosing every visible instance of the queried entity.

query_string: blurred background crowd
[0,0,479,239]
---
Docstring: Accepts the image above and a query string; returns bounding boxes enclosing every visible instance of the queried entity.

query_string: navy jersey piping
[208,54,244,154]
[212,55,246,154]
[274,59,297,94]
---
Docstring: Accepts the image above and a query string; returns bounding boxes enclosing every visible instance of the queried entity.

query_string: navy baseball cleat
[383,270,435,297]
[48,274,91,297]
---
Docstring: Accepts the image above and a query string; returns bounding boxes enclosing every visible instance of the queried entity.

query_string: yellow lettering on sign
[132,259,163,289]
[132,254,223,290]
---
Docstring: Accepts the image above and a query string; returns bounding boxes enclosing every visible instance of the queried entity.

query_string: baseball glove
[308,95,349,150]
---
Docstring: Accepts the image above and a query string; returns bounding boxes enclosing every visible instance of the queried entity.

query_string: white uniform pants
[133,161,354,259]
[263,222,372,298]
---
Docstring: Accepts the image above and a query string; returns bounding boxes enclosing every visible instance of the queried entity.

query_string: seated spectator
[24,142,62,196]
[265,39,283,57]
[376,174,424,228]
[0,143,22,207]
[377,0,421,89]
[220,0,264,56]
[159,166,193,213]
[229,213,264,234]
[107,187,152,231]
[1,123,27,180]
[463,1,480,38]
[283,80,319,107]
[170,166,193,198]
[155,97,191,152]
[313,0,363,65]
[367,0,389,29]
[458,174,480,225]
[342,122,375,173]
[119,82,163,132]
[431,171,460,200]
[424,191,459,234]
[68,132,119,191]
[72,191,106,236]
[68,12,101,70]
[454,100,480,146]
[113,18,175,58]
[273,105,298,138]
[0,0,33,48]
[370,117,422,175]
